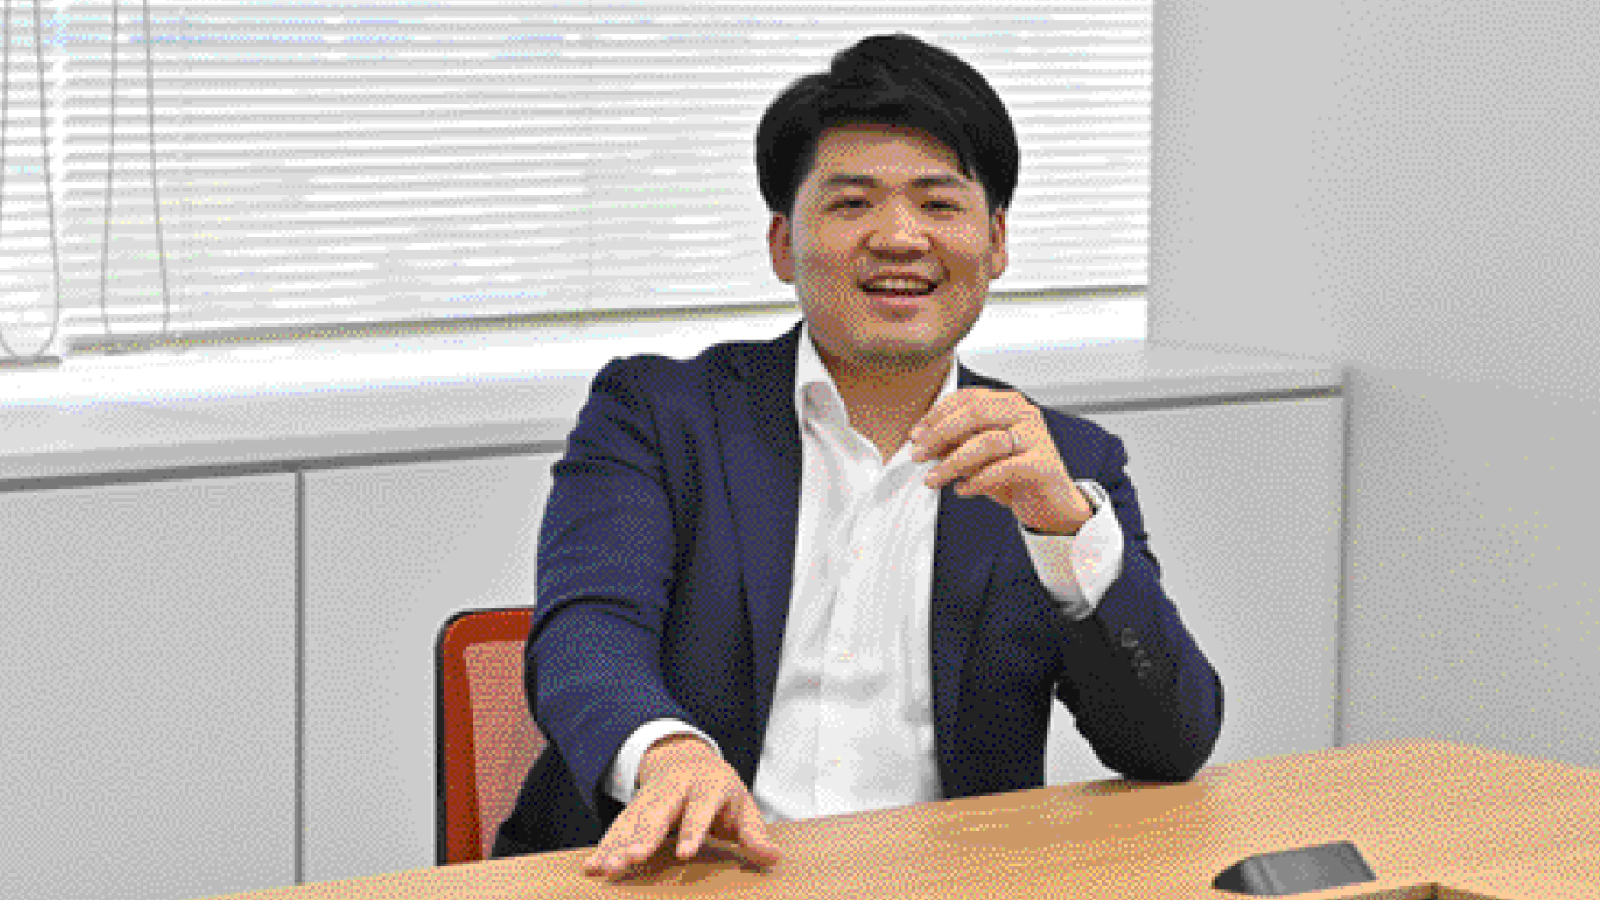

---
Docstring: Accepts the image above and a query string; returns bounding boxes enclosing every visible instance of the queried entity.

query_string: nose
[865,200,931,257]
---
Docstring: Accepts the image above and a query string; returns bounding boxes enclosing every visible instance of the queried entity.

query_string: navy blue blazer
[493,324,1223,855]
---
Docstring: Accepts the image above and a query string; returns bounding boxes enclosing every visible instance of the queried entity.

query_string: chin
[855,335,952,371]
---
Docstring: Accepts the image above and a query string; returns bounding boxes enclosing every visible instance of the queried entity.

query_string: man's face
[768,124,1008,376]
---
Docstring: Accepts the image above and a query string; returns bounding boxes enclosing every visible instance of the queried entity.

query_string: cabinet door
[1045,398,1345,783]
[301,453,558,883]
[0,474,296,900]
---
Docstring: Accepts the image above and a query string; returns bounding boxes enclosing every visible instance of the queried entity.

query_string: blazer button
[1120,627,1139,648]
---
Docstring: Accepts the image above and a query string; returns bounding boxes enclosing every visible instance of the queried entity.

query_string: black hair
[755,34,1018,217]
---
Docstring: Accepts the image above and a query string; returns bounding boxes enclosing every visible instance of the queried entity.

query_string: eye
[828,198,869,211]
[925,199,962,212]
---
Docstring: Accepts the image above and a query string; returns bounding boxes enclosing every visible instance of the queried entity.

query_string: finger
[583,841,630,879]
[952,453,1030,500]
[924,426,1015,489]
[585,814,635,876]
[618,797,686,874]
[912,387,975,437]
[583,826,637,878]
[673,783,721,859]
[910,396,983,460]
[730,797,782,867]
[588,789,686,878]
[913,390,1021,460]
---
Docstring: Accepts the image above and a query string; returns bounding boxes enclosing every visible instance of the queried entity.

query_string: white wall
[1150,1,1600,768]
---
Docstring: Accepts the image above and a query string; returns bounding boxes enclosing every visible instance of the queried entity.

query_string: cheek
[795,230,853,270]
[792,244,857,310]
[795,255,859,301]
[960,241,1002,281]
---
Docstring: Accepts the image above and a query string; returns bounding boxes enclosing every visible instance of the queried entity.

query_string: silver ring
[1007,427,1022,456]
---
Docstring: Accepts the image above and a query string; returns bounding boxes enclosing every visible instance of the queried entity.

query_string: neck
[822,352,953,460]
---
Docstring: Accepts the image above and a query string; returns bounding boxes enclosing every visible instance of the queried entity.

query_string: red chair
[436,607,545,864]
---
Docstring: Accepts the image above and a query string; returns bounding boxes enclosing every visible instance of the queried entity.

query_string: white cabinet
[300,453,559,883]
[0,474,296,900]
[1045,398,1345,783]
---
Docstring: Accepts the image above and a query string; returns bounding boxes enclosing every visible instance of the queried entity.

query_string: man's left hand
[910,388,1094,536]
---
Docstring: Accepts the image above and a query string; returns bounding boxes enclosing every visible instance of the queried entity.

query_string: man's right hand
[582,734,782,879]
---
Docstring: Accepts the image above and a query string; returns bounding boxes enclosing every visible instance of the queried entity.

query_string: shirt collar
[793,322,961,427]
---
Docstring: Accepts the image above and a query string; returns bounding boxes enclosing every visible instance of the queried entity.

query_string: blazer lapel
[930,363,1008,796]
[712,323,804,763]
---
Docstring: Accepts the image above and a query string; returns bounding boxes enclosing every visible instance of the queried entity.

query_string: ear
[985,208,1009,280]
[768,214,795,283]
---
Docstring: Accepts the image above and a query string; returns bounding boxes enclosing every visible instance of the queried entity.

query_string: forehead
[803,124,970,188]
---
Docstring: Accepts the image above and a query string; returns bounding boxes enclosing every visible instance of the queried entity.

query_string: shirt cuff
[1019,479,1125,621]
[605,718,723,805]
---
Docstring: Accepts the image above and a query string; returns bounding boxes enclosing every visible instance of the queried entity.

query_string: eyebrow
[818,173,971,192]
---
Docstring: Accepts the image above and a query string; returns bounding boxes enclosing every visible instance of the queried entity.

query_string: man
[493,34,1223,879]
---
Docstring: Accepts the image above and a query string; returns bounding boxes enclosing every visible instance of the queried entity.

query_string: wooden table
[205,740,1600,899]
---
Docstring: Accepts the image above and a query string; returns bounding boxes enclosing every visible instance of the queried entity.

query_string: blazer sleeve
[1051,423,1225,782]
[525,356,700,816]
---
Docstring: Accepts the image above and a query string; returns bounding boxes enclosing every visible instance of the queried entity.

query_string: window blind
[1,1,1150,358]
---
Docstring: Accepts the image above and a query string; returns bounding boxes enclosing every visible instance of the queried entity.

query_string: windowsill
[0,299,1341,484]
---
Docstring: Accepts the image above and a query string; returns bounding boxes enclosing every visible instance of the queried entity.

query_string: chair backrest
[436,607,545,865]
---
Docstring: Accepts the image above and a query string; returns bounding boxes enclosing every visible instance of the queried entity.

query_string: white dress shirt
[604,326,1124,820]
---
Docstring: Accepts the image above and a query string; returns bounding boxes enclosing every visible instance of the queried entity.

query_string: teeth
[863,278,935,293]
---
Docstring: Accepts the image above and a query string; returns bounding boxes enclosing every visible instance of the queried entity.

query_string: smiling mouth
[859,276,939,297]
